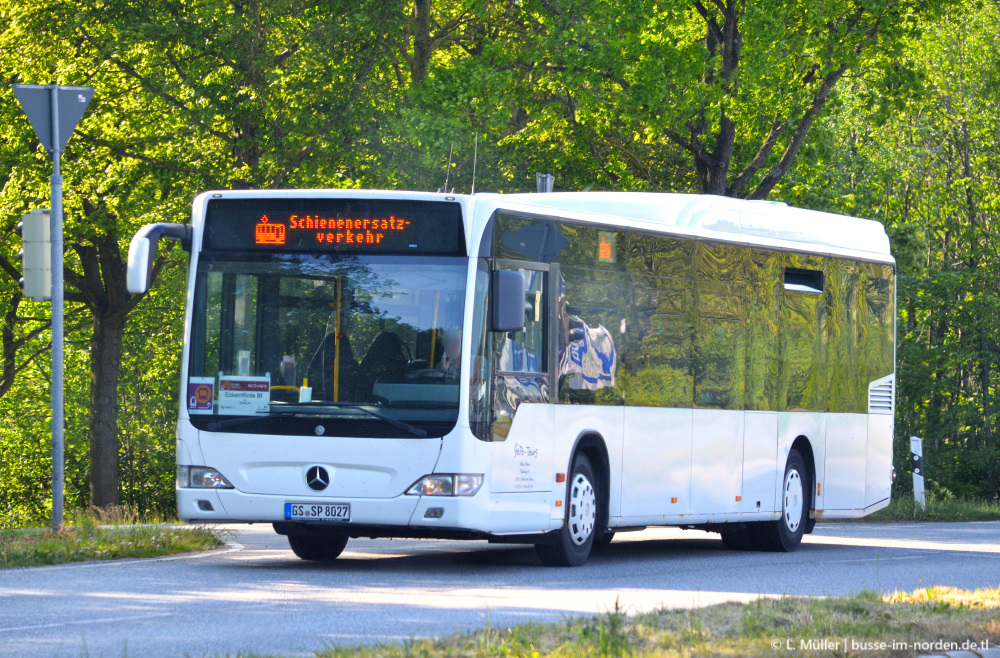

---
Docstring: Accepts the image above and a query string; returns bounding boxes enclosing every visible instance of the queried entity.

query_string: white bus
[127,190,895,566]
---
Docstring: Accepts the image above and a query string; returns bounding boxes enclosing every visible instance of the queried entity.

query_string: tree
[399,0,943,196]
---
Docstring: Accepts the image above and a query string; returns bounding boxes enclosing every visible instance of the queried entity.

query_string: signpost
[12,84,93,531]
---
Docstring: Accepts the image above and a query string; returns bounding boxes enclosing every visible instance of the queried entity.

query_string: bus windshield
[186,253,467,438]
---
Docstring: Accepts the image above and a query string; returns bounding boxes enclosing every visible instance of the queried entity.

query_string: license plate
[284,502,350,522]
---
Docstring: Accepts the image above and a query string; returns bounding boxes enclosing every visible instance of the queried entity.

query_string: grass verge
[0,507,223,568]
[857,495,1000,522]
[313,587,1000,657]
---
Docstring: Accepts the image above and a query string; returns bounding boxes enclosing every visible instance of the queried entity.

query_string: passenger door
[490,261,555,494]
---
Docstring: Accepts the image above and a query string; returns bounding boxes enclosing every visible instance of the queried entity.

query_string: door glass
[492,267,548,440]
[497,269,546,374]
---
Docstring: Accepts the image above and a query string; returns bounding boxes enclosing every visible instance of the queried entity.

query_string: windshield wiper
[207,403,427,438]
[289,402,428,438]
[207,415,269,432]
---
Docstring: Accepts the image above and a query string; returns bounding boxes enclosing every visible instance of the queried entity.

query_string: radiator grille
[868,376,894,414]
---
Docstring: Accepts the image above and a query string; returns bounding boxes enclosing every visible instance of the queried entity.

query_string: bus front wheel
[754,449,810,552]
[536,453,598,567]
[287,531,349,561]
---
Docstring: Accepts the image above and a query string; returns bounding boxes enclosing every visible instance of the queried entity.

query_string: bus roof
[475,192,892,263]
[191,189,893,264]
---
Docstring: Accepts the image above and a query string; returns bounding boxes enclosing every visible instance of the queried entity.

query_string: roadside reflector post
[910,436,925,511]
[12,83,94,532]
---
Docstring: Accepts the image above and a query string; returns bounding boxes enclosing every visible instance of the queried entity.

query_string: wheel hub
[568,472,596,546]
[783,468,804,533]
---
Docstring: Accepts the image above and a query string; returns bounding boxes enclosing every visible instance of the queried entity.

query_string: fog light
[424,507,444,519]
[197,500,214,511]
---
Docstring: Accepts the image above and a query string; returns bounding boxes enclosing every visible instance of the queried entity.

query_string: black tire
[594,530,615,548]
[287,532,349,561]
[720,527,755,551]
[536,453,599,566]
[754,449,810,552]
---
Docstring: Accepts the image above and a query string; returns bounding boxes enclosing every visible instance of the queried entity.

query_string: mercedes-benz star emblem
[306,466,329,491]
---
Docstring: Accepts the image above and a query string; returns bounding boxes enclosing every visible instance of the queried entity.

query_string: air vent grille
[868,376,894,415]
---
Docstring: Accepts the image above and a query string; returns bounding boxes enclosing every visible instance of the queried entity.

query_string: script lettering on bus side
[513,443,538,490]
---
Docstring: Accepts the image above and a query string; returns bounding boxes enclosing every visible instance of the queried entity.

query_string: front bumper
[177,486,560,536]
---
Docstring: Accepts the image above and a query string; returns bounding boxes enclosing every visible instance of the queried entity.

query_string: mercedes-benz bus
[127,190,895,566]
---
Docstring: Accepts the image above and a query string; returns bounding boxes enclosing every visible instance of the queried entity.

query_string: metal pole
[50,85,65,532]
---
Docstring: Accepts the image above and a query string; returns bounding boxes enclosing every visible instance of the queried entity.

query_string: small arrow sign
[12,84,94,153]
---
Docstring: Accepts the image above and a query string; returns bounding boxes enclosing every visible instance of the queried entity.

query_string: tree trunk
[66,226,141,510]
[412,0,433,83]
[89,310,126,508]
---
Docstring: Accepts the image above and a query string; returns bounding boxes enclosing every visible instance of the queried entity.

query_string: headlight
[178,466,234,489]
[406,474,483,497]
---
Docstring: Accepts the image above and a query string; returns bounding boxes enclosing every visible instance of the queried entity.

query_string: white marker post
[910,436,925,510]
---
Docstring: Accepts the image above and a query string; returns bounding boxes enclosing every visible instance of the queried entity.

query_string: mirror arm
[127,223,192,294]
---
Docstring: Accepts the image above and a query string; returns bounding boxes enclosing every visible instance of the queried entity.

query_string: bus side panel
[823,414,868,510]
[490,404,555,494]
[553,405,624,520]
[742,412,778,513]
[690,409,744,514]
[865,414,893,508]
[621,407,692,517]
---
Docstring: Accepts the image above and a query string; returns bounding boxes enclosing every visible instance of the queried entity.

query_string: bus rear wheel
[753,449,810,552]
[536,453,598,567]
[287,531,349,561]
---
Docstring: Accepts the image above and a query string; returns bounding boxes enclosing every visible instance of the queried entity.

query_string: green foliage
[0,518,221,568]
[860,493,1000,522]
[312,590,1000,657]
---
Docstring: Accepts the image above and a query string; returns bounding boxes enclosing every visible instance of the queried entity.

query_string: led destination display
[203,197,465,255]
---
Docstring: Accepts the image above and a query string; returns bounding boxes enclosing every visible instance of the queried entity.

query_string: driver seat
[356,332,409,400]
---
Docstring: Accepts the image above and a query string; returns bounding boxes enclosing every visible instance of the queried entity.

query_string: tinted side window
[746,249,782,410]
[694,280,745,409]
[625,273,692,407]
[825,258,862,412]
[782,254,827,411]
[859,263,895,390]
[558,266,625,405]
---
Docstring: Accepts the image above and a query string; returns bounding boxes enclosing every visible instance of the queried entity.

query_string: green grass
[0,506,223,568]
[307,588,1000,657]
[858,494,1000,522]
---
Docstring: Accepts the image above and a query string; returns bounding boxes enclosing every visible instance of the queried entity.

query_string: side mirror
[490,270,525,333]
[126,235,152,293]
[126,223,193,294]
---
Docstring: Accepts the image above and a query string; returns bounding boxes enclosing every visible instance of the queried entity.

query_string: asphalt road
[1,521,998,657]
